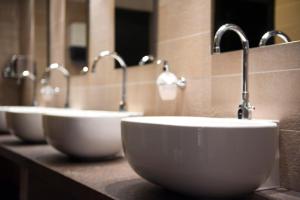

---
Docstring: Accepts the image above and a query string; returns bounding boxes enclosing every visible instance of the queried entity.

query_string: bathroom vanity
[0,135,299,200]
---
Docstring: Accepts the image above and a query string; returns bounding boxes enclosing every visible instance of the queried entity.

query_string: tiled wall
[0,0,20,105]
[27,0,300,191]
[212,42,300,191]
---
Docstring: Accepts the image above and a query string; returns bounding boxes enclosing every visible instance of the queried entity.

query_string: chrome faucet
[213,24,254,119]
[259,30,291,46]
[42,63,70,108]
[91,51,127,111]
[19,70,38,106]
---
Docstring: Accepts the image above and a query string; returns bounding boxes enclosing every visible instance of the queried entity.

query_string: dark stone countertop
[0,135,299,200]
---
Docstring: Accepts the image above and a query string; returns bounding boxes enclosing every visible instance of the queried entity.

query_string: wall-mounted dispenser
[139,55,186,101]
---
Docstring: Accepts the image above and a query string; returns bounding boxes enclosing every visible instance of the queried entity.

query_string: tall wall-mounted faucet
[213,23,254,119]
[91,51,127,111]
[259,30,291,46]
[42,63,70,108]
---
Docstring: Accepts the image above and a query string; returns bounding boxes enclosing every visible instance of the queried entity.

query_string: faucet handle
[119,100,126,112]
[237,103,255,119]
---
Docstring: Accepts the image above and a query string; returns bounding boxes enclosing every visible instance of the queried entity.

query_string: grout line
[280,129,300,133]
[72,76,212,90]
[72,81,156,90]
[158,31,210,45]
[212,67,300,78]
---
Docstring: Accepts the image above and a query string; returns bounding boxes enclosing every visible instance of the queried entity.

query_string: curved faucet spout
[259,30,291,46]
[43,63,70,108]
[213,23,254,119]
[92,51,127,111]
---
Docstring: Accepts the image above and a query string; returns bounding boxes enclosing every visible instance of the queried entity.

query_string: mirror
[213,0,300,52]
[65,0,89,74]
[35,0,50,77]
[115,0,157,67]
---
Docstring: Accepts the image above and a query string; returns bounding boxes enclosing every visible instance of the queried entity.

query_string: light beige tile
[158,0,211,42]
[211,75,240,118]
[251,41,300,72]
[71,84,121,111]
[158,33,212,80]
[212,50,242,76]
[212,41,300,76]
[212,70,300,131]
[49,0,66,64]
[181,78,212,116]
[127,82,158,115]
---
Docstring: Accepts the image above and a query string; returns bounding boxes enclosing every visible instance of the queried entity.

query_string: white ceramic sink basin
[6,106,63,143]
[121,117,278,198]
[43,110,141,159]
[0,106,11,132]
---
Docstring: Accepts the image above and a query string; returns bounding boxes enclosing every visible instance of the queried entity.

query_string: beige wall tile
[181,78,212,116]
[212,41,300,76]
[158,0,211,42]
[49,0,66,64]
[212,69,300,131]
[251,42,300,73]
[127,82,158,115]
[158,33,212,79]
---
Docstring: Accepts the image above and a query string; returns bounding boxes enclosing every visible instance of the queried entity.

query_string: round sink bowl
[43,110,141,159]
[121,117,278,198]
[6,106,63,143]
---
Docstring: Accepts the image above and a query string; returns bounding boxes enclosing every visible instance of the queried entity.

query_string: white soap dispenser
[139,56,186,101]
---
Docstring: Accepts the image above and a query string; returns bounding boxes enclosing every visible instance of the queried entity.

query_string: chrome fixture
[259,30,291,46]
[42,63,70,108]
[2,55,26,80]
[19,70,38,106]
[91,50,127,111]
[138,55,155,66]
[139,55,186,101]
[213,24,254,119]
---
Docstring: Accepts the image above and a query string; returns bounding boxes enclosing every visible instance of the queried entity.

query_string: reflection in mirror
[115,0,156,67]
[35,0,50,77]
[66,0,89,74]
[213,0,300,52]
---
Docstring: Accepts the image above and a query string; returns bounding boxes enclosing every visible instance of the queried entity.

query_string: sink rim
[43,109,142,118]
[5,106,63,114]
[5,106,141,118]
[122,116,278,128]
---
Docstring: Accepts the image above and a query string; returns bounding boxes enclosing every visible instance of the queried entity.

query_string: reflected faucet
[2,55,19,79]
[259,30,291,46]
[19,70,38,106]
[213,24,254,119]
[42,63,70,108]
[91,51,127,111]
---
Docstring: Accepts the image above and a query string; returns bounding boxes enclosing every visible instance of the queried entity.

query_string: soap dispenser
[139,56,186,101]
